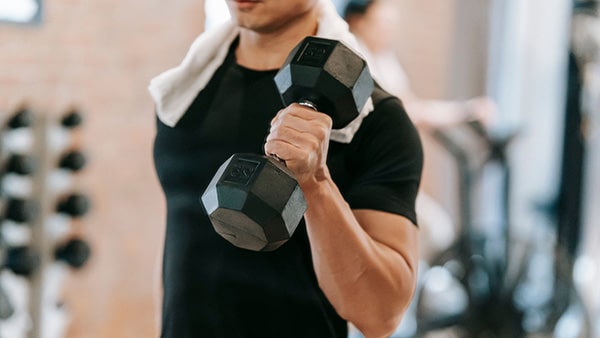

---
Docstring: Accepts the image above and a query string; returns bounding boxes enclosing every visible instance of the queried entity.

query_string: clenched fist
[265,103,333,188]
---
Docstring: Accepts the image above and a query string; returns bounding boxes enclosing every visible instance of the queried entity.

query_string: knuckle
[314,126,329,141]
[324,115,333,128]
[300,148,311,161]
[307,137,319,152]
[278,125,293,139]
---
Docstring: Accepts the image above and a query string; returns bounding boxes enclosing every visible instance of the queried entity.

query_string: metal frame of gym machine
[408,0,596,337]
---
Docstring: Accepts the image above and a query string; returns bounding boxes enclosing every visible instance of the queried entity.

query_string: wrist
[300,167,332,197]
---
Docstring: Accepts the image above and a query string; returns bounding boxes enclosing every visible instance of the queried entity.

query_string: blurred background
[0,0,598,337]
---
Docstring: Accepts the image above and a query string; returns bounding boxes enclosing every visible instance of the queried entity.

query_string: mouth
[230,0,260,11]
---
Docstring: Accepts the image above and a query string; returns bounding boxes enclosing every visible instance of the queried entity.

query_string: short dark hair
[342,0,377,20]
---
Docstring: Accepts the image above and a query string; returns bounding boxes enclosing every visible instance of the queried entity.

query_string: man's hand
[264,103,333,188]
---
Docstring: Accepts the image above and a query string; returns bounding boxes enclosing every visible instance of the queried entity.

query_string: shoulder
[371,86,409,123]
[337,87,423,224]
[354,86,422,157]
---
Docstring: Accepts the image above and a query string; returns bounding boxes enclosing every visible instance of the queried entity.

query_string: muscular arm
[304,179,419,338]
[265,104,419,338]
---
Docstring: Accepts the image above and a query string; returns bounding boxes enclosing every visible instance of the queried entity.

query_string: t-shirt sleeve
[344,97,423,225]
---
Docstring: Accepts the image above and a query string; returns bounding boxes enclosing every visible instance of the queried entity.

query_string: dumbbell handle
[297,100,318,111]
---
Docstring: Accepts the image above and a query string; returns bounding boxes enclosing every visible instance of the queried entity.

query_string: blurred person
[344,0,499,260]
[148,0,423,338]
[344,0,496,130]
[342,2,499,337]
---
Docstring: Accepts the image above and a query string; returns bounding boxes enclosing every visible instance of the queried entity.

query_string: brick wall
[1,1,205,337]
[0,1,465,337]
[389,0,458,99]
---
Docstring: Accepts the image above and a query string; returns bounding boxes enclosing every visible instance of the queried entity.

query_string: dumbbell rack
[29,113,62,338]
[1,108,91,338]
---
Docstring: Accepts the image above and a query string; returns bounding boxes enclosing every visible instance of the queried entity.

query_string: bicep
[353,209,419,275]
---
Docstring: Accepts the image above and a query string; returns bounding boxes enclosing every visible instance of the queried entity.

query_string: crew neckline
[227,37,280,75]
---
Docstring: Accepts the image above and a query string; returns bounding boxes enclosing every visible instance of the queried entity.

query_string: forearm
[301,171,417,338]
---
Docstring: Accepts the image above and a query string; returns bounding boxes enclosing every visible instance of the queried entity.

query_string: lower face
[225,0,318,33]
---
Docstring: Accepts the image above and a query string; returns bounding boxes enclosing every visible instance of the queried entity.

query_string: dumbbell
[60,109,83,129]
[54,238,91,269]
[201,36,374,251]
[5,108,33,130]
[2,198,38,224]
[56,193,90,218]
[0,155,36,200]
[3,154,36,176]
[58,150,86,172]
[1,245,40,277]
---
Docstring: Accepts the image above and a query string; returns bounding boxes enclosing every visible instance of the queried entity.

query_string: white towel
[148,0,375,143]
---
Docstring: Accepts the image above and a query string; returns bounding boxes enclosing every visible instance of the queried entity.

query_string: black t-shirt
[153,40,423,338]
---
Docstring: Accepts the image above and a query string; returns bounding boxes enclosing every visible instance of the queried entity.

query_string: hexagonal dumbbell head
[274,36,374,129]
[201,154,307,251]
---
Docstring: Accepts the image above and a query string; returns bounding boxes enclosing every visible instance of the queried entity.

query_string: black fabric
[153,40,423,338]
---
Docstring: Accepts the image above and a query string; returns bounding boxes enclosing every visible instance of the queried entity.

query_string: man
[149,0,422,337]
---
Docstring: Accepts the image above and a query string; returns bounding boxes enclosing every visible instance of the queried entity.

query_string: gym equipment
[3,198,38,224]
[1,245,40,277]
[58,150,86,172]
[0,238,15,319]
[5,108,32,130]
[0,107,93,338]
[60,110,83,129]
[56,193,90,218]
[4,154,36,176]
[409,117,593,337]
[54,238,91,269]
[415,123,524,337]
[201,36,374,251]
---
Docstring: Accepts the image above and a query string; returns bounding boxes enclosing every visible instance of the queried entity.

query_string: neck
[236,11,319,70]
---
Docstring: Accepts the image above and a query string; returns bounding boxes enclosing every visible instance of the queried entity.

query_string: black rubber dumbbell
[5,108,33,129]
[3,198,38,224]
[60,110,83,129]
[4,154,36,175]
[1,245,40,277]
[56,193,90,218]
[55,238,91,269]
[201,37,374,251]
[58,150,87,172]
